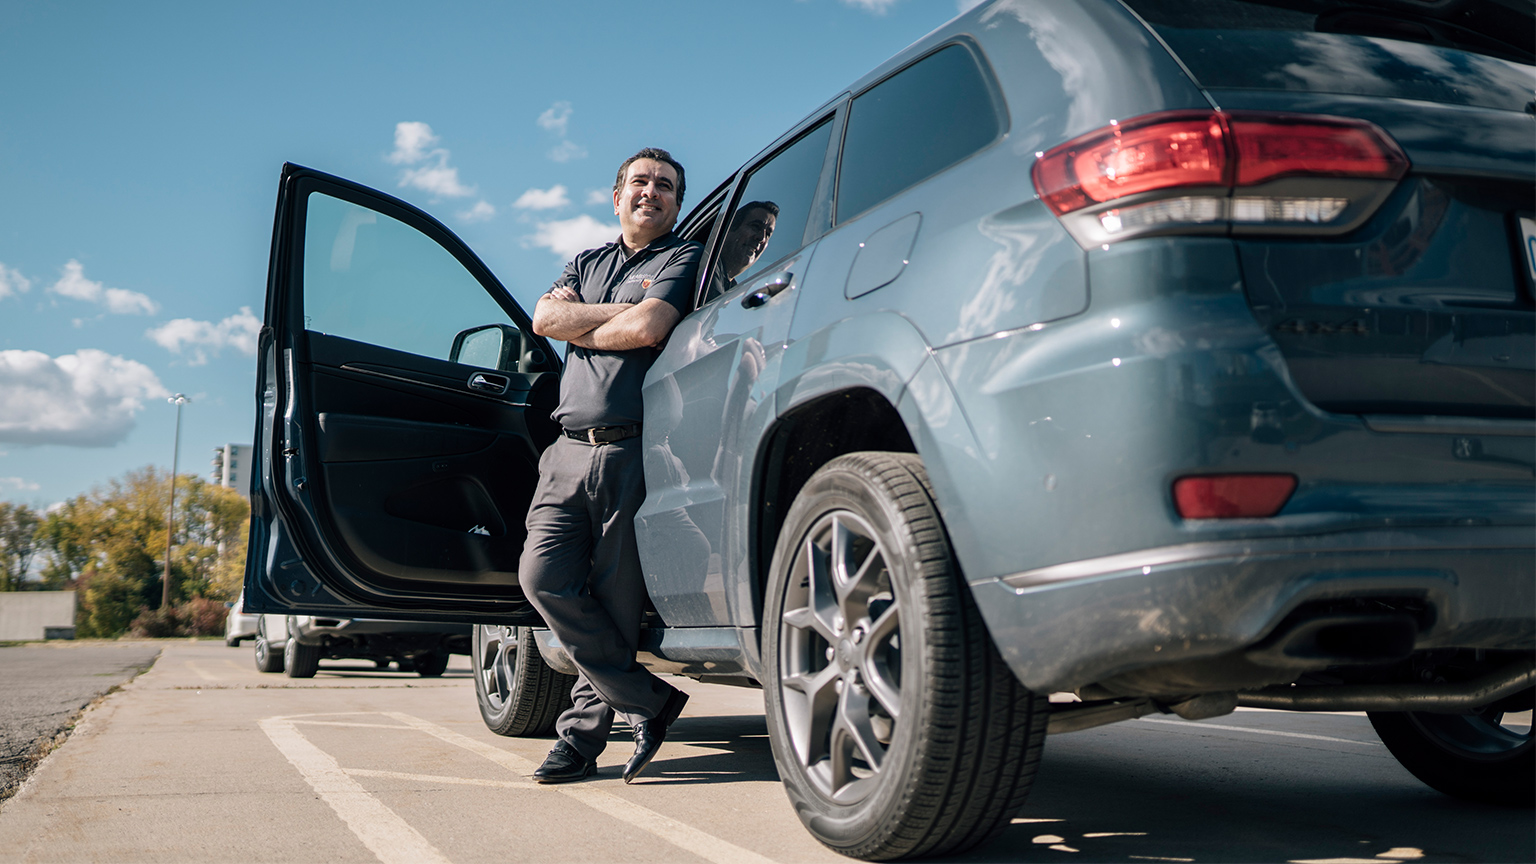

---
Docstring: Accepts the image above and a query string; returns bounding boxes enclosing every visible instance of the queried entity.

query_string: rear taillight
[1173,474,1297,519]
[1032,111,1407,246]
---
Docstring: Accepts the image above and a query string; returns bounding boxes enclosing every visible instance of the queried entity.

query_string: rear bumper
[974,524,1535,692]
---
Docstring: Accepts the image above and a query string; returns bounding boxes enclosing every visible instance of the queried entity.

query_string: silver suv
[246,0,1534,858]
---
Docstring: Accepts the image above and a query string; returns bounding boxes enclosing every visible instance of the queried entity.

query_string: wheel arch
[750,387,917,630]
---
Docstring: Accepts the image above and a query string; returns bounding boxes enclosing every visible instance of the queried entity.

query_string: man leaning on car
[519,147,702,784]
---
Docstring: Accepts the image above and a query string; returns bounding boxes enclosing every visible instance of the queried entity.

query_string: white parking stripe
[383,712,539,780]
[258,718,452,864]
[383,712,780,864]
[346,768,527,789]
[1138,717,1382,746]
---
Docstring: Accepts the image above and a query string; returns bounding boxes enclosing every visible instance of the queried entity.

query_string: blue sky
[0,0,979,508]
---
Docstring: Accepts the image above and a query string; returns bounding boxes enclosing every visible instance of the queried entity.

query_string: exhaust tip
[1249,612,1419,668]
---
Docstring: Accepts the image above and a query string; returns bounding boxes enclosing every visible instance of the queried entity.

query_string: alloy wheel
[779,509,903,804]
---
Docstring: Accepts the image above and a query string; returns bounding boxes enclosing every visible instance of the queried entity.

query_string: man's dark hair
[730,200,780,231]
[614,147,687,206]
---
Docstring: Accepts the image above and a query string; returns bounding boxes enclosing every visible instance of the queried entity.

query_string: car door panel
[244,164,557,624]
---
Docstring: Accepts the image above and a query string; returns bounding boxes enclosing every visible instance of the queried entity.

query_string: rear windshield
[1121,0,1536,112]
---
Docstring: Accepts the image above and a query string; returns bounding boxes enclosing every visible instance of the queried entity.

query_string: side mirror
[450,324,521,371]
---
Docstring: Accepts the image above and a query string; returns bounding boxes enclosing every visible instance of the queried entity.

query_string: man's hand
[567,298,681,352]
[532,289,632,341]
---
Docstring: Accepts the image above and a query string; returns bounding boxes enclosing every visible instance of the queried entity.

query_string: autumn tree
[33,467,250,638]
[0,502,41,591]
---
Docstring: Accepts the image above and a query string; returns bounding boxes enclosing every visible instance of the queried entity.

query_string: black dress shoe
[533,741,596,784]
[622,687,690,784]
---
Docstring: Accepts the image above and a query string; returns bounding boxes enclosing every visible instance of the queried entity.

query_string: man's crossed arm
[531,285,680,352]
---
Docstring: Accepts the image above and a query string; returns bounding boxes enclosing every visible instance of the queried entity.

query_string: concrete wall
[0,591,77,641]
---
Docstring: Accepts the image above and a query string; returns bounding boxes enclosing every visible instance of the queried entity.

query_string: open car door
[243,164,560,624]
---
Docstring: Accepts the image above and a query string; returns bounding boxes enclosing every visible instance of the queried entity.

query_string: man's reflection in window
[707,201,779,301]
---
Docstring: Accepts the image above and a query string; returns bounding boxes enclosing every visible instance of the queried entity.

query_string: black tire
[1369,686,1534,807]
[253,618,284,673]
[473,625,576,737]
[414,650,450,678]
[762,452,1048,861]
[284,635,321,679]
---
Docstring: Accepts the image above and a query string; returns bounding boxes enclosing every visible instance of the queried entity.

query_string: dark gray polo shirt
[550,231,702,431]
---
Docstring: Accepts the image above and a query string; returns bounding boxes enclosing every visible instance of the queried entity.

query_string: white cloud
[843,0,899,13]
[548,141,587,163]
[146,306,261,365]
[386,121,476,199]
[388,121,439,165]
[524,215,618,259]
[956,0,985,11]
[47,260,158,315]
[0,477,39,492]
[457,200,497,223]
[0,349,169,447]
[399,159,475,198]
[537,101,573,137]
[0,263,32,300]
[586,188,612,206]
[513,185,571,211]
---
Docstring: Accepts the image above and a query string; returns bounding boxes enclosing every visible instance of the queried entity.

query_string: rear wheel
[413,650,450,678]
[473,625,575,736]
[763,452,1048,861]
[283,636,321,679]
[253,618,284,673]
[1369,685,1534,806]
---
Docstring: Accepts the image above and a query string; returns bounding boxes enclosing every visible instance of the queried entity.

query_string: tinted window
[707,118,833,299]
[836,45,1000,223]
[1123,0,1535,111]
[302,192,519,362]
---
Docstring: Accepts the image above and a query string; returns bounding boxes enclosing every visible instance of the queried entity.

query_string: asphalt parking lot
[0,640,1528,863]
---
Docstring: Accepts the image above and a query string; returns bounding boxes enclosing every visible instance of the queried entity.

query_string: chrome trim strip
[997,527,1531,591]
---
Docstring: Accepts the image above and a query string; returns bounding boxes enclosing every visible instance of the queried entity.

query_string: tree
[32,467,251,637]
[0,502,41,591]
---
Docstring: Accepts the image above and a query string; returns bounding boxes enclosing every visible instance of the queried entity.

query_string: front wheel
[473,625,575,736]
[1369,685,1533,806]
[763,452,1048,861]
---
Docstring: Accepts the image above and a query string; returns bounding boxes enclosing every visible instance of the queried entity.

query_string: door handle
[467,372,510,394]
[741,271,793,309]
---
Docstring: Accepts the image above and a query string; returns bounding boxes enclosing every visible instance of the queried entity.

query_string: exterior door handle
[741,271,794,309]
[468,372,510,394]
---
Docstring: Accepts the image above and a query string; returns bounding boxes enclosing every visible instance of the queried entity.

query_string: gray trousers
[518,436,674,759]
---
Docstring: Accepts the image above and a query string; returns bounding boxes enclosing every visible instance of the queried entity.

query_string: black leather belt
[564,424,641,445]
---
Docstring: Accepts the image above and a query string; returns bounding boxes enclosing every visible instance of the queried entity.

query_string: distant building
[211,443,254,494]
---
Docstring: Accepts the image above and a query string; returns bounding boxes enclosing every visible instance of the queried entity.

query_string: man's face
[613,158,681,241]
[720,207,777,279]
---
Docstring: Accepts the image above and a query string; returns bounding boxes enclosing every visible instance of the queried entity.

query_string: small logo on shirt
[641,279,652,289]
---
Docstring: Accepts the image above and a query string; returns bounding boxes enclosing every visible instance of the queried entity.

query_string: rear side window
[1121,0,1535,112]
[836,44,1002,223]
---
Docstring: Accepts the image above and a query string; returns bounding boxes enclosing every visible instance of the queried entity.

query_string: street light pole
[163,394,190,610]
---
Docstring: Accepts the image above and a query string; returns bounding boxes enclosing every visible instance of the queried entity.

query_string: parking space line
[1138,718,1382,747]
[295,720,416,730]
[264,711,782,864]
[346,768,527,789]
[383,712,781,864]
[258,717,452,864]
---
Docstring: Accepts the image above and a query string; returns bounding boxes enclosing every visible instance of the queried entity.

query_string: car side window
[706,118,835,303]
[301,192,525,369]
[836,44,1002,223]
